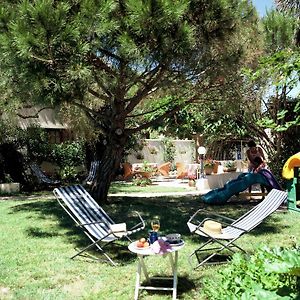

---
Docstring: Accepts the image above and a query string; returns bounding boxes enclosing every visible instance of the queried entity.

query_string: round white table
[128,240,185,300]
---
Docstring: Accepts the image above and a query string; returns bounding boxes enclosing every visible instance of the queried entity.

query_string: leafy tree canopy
[0,0,261,201]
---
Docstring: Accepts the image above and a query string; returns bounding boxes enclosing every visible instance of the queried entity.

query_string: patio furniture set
[53,184,287,299]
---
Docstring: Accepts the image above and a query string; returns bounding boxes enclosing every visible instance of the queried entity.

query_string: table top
[128,239,185,255]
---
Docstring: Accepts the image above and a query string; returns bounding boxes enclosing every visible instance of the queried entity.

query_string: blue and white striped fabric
[53,185,145,242]
[83,161,100,185]
[30,163,60,185]
[188,189,287,240]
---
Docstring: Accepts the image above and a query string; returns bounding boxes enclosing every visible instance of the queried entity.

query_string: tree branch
[125,66,166,114]
[88,53,118,77]
[125,79,229,134]
[30,54,53,64]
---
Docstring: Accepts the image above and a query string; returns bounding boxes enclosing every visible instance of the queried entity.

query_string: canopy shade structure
[17,107,67,130]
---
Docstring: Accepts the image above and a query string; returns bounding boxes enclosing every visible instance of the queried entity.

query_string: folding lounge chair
[122,162,133,180]
[176,162,188,179]
[83,160,100,185]
[187,189,287,269]
[53,184,146,265]
[30,163,60,186]
[157,162,171,177]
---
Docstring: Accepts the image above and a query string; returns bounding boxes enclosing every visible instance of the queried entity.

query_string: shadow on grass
[26,226,62,238]
[71,242,137,264]
[138,275,196,297]
[9,195,287,265]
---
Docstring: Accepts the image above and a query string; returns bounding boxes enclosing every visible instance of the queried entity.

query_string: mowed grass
[0,192,299,300]
[108,181,191,194]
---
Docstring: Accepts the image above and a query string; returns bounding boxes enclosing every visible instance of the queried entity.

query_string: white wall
[126,139,196,165]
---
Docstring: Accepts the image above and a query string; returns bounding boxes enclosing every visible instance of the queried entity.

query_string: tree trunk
[90,141,125,204]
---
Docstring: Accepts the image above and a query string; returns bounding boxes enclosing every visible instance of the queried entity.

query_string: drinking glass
[151,218,160,232]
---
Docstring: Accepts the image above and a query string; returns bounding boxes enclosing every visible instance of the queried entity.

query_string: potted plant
[223,161,237,172]
[188,174,196,187]
[135,152,144,160]
[133,174,152,186]
[136,161,155,179]
[204,159,216,175]
[148,146,158,155]
[0,174,20,194]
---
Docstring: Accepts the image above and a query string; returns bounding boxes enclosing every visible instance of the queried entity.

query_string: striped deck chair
[83,161,100,185]
[30,163,60,186]
[187,189,287,269]
[53,185,145,265]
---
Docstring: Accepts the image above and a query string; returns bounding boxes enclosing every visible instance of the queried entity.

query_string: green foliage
[24,128,85,182]
[52,141,85,168]
[25,128,85,167]
[141,161,154,172]
[0,119,27,148]
[203,247,300,300]
[162,137,176,165]
[25,127,51,162]
[264,247,300,277]
[132,175,152,187]
[241,49,300,162]
[52,141,85,181]
[59,165,78,182]
[262,9,298,52]
[0,0,264,202]
[3,174,13,183]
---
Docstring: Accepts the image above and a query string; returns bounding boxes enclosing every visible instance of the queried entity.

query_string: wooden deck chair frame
[83,161,100,185]
[187,189,287,269]
[157,162,171,177]
[30,163,60,186]
[53,185,146,266]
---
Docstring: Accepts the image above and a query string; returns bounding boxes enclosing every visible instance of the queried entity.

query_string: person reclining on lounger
[253,156,267,173]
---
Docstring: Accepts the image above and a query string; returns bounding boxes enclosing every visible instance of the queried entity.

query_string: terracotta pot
[204,167,213,175]
[224,167,237,172]
[136,171,152,179]
[213,163,219,174]
[188,179,196,187]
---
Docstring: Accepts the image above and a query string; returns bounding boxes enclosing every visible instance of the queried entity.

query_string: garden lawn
[108,181,191,194]
[0,193,299,300]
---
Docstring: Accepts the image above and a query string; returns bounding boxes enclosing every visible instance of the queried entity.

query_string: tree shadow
[26,226,62,238]
[138,275,196,298]
[9,194,288,265]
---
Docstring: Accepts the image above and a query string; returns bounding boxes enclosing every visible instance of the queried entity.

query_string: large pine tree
[0,0,257,202]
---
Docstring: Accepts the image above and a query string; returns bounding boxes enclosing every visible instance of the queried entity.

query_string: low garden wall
[126,138,196,166]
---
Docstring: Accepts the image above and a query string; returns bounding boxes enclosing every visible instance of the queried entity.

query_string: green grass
[0,193,299,300]
[108,181,190,194]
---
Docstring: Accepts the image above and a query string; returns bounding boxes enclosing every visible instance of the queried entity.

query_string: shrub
[203,246,300,299]
[132,175,152,186]
[52,141,85,168]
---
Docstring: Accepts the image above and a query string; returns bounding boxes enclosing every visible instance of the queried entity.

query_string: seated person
[253,156,268,196]
[253,156,267,173]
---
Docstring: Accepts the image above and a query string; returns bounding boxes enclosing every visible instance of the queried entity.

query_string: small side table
[128,240,185,300]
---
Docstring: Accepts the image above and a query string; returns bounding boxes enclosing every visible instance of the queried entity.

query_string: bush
[25,130,86,182]
[203,247,300,299]
[52,141,85,168]
[52,141,85,182]
[132,175,152,186]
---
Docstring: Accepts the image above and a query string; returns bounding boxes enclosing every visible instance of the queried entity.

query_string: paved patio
[109,178,206,198]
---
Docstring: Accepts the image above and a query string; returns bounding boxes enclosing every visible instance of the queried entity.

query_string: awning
[17,107,67,130]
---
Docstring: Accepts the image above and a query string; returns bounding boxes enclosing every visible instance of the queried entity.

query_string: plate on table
[134,241,150,250]
[166,239,184,247]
